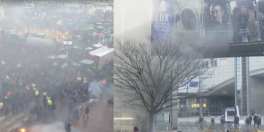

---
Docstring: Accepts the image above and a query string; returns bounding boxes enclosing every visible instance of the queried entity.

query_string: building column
[171,91,178,129]
[199,98,203,115]
[235,57,249,115]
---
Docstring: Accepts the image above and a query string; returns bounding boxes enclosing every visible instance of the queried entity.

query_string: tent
[52,62,58,66]
[61,63,68,69]
[71,62,80,67]
[80,59,94,65]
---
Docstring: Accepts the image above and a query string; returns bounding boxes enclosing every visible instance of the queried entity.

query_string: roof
[89,46,114,57]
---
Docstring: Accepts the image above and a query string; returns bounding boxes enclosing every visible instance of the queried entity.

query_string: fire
[101,80,106,84]
[20,128,26,132]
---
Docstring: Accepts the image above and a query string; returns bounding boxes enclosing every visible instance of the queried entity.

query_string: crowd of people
[0,31,111,122]
[7,28,73,44]
[197,114,262,131]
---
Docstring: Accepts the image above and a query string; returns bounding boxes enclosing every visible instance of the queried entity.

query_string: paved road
[11,85,113,132]
[178,116,264,131]
[72,86,113,132]
[179,116,248,124]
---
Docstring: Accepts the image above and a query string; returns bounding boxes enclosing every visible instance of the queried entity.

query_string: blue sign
[151,0,174,39]
[189,81,198,87]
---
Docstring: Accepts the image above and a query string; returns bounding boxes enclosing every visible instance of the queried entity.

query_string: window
[201,61,210,68]
[211,59,217,67]
[205,61,208,68]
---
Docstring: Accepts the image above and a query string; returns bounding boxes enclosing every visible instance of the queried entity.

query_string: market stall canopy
[71,62,80,67]
[63,41,72,45]
[61,63,68,69]
[57,54,68,59]
[80,59,94,65]
[8,30,16,34]
[85,47,93,51]
[52,62,58,66]
[97,26,103,29]
[89,46,114,57]
[32,33,45,39]
[93,44,103,48]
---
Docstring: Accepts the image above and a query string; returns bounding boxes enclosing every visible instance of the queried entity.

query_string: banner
[151,0,174,39]
[188,77,199,93]
[178,78,187,93]
[231,0,257,43]
[204,0,229,45]
[175,0,201,36]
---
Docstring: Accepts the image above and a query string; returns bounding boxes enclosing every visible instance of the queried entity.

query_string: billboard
[203,0,230,45]
[258,0,264,40]
[151,0,174,39]
[175,0,201,37]
[231,0,257,43]
[149,0,264,57]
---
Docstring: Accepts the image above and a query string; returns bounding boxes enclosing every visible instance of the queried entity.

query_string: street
[11,85,114,132]
[72,87,113,132]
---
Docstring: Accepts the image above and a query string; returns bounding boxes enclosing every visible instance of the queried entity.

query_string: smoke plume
[28,121,65,132]
[88,81,105,99]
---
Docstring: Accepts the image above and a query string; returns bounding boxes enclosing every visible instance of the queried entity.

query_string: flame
[101,80,106,84]
[20,128,26,132]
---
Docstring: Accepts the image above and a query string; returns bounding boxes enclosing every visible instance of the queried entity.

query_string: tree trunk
[149,112,155,132]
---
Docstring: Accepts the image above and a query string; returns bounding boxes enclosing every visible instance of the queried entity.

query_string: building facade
[114,0,264,131]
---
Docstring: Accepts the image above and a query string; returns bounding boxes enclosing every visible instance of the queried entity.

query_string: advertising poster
[203,0,229,45]
[258,0,264,40]
[231,0,257,43]
[174,0,201,37]
[151,0,174,39]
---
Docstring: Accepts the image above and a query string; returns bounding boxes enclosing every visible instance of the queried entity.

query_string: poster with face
[258,0,264,40]
[231,0,257,43]
[174,0,201,36]
[151,0,174,39]
[203,0,230,45]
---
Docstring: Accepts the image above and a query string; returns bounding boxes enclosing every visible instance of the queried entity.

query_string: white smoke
[27,121,82,132]
[88,81,105,99]
[28,121,65,132]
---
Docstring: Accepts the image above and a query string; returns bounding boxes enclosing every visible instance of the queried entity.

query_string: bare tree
[114,36,211,132]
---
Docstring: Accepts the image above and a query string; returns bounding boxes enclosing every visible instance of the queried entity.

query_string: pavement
[178,116,264,132]
[0,102,35,132]
[9,84,114,132]
[179,116,247,124]
[72,86,113,132]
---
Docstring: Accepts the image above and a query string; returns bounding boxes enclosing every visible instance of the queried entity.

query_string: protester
[257,114,261,129]
[210,116,215,130]
[199,114,204,130]
[234,115,239,131]
[83,105,90,119]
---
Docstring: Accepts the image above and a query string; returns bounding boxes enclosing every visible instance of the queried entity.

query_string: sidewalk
[0,102,35,132]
